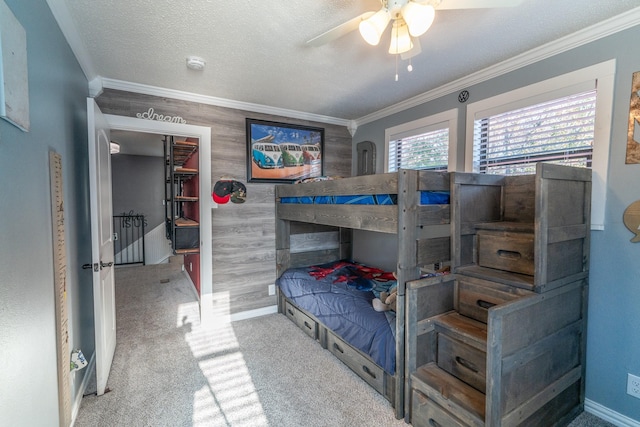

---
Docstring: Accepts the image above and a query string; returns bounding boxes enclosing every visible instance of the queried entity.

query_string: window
[465,60,615,230]
[473,90,596,175]
[385,109,457,172]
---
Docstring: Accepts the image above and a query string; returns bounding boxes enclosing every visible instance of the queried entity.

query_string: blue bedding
[280,191,449,205]
[277,260,397,374]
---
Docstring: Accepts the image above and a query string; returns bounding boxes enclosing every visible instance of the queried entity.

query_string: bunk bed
[275,170,451,419]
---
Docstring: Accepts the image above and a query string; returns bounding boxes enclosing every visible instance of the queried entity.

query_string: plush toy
[372,272,398,312]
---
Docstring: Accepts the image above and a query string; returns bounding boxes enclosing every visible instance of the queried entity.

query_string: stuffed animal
[372,286,398,312]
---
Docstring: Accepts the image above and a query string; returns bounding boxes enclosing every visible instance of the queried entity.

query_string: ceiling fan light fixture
[401,2,435,37]
[388,19,413,55]
[359,8,391,45]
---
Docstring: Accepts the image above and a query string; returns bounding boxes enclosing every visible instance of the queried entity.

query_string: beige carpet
[74,263,614,427]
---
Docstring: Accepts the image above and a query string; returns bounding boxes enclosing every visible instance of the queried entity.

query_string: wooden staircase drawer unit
[284,301,317,340]
[477,229,534,276]
[327,330,385,393]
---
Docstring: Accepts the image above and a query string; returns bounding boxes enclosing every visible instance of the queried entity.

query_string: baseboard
[230,305,278,322]
[70,350,95,427]
[585,398,640,427]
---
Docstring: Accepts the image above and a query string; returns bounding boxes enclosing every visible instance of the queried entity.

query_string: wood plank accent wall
[96,89,352,314]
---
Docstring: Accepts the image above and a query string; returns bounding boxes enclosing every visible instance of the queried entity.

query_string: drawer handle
[362,365,377,379]
[455,356,479,373]
[287,308,295,316]
[428,419,442,427]
[497,249,522,260]
[304,321,313,330]
[333,342,344,354]
[477,299,495,309]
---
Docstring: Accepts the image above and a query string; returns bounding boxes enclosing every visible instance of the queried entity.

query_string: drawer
[457,277,526,324]
[411,389,467,427]
[437,334,486,393]
[284,301,317,340]
[477,230,534,275]
[327,331,384,393]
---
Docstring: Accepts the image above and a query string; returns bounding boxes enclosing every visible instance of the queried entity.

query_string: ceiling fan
[307,0,524,60]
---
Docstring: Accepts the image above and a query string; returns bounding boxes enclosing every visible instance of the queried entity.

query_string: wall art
[246,118,324,183]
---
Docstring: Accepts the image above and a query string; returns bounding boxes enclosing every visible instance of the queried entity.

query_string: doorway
[104,114,213,325]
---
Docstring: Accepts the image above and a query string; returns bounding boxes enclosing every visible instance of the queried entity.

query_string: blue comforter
[277,260,397,374]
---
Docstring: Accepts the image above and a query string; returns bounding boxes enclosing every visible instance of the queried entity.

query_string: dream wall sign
[626,71,640,164]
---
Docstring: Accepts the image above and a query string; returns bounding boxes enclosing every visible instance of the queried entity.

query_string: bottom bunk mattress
[277,260,397,374]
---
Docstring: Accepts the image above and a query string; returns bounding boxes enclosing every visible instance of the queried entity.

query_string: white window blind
[388,127,449,172]
[473,90,596,175]
[385,109,457,173]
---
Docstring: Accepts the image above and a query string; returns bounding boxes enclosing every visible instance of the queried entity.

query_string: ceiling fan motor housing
[387,0,409,17]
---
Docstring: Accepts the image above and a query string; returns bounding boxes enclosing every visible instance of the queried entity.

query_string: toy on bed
[373,287,398,312]
[373,272,398,312]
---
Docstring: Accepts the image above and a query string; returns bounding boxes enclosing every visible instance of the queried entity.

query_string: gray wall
[95,90,353,315]
[112,154,165,230]
[0,0,94,425]
[353,25,640,423]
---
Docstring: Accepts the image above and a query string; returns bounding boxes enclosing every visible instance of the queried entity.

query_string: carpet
[74,263,614,427]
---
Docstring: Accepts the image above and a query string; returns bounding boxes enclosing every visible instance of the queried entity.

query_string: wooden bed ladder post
[396,169,420,419]
[275,211,290,314]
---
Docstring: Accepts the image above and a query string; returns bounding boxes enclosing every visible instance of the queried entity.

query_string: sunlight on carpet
[177,302,269,427]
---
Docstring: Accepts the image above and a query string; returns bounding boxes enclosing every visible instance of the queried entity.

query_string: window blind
[473,90,596,175]
[388,127,449,172]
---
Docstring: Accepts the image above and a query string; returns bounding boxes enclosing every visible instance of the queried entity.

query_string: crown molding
[355,6,640,127]
[93,77,351,127]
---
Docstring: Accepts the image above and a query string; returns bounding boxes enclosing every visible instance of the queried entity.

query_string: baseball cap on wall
[213,179,246,204]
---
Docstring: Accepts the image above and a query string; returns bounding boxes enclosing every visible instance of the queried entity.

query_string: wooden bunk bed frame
[275,169,451,419]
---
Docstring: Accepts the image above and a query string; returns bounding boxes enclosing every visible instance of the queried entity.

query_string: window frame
[384,108,458,173]
[464,60,616,230]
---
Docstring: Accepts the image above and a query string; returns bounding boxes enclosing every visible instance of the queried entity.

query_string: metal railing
[113,213,146,266]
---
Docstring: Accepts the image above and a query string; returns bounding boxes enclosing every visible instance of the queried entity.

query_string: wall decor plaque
[623,200,640,242]
[626,71,640,164]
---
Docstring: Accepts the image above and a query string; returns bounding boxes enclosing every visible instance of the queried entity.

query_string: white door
[87,98,116,395]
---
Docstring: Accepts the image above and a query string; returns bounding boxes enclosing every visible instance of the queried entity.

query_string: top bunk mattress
[279,191,449,205]
[276,260,397,374]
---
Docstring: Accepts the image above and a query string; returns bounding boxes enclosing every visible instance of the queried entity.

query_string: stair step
[433,312,487,352]
[412,362,486,424]
[474,221,534,233]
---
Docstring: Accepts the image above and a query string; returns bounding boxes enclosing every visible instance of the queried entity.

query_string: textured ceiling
[52,0,640,121]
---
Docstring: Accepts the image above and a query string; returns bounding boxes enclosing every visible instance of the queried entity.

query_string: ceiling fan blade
[434,0,524,9]
[306,11,375,47]
[401,37,421,60]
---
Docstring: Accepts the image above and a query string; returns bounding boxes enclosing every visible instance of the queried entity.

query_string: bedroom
[1,1,640,426]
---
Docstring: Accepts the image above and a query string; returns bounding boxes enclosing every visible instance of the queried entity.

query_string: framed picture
[246,118,324,183]
[0,1,30,131]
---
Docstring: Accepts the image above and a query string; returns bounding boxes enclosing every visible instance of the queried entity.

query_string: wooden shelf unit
[164,136,200,254]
